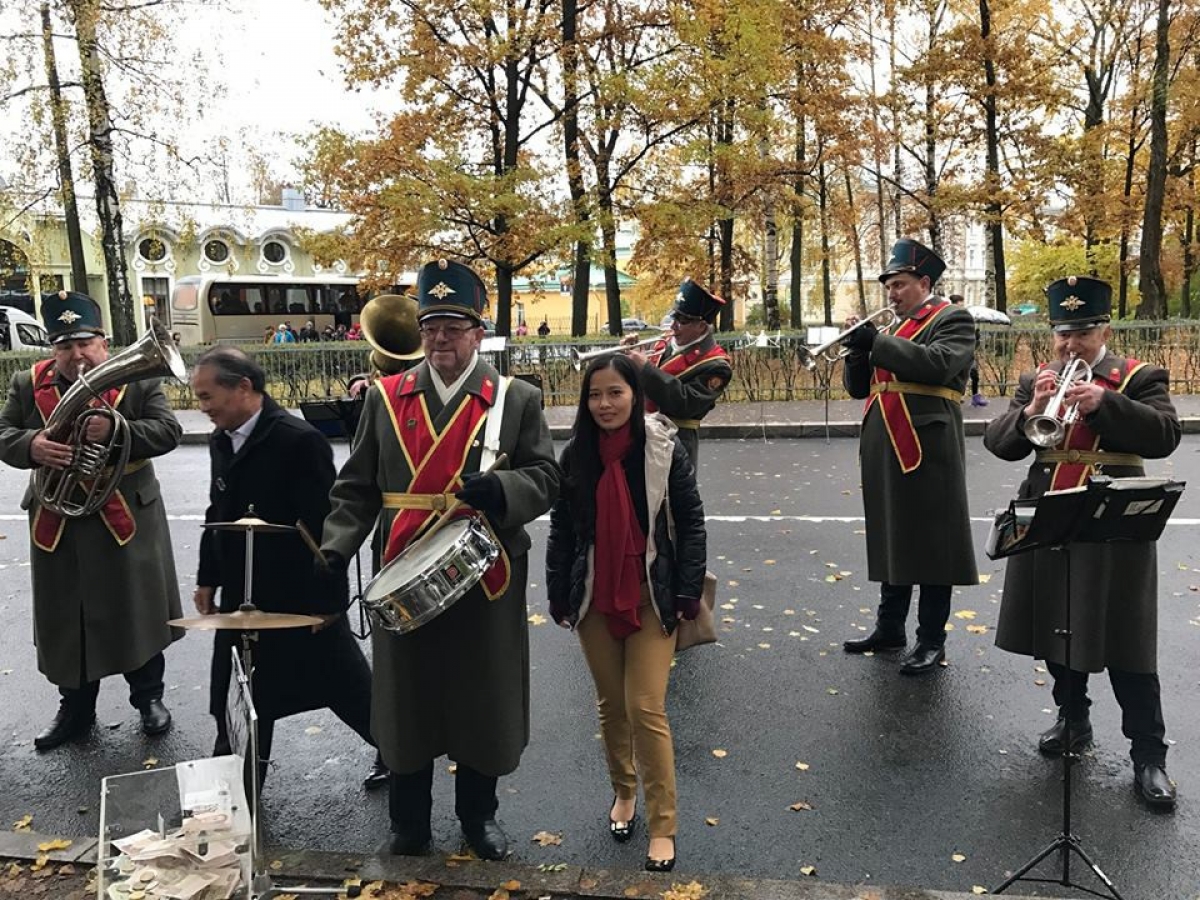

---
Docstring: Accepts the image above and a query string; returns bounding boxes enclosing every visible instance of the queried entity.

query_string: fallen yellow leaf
[531,830,562,846]
[952,852,966,862]
[30,854,48,872]
[788,801,813,811]
[528,613,548,626]
[142,757,158,769]
[795,761,810,771]
[978,573,992,583]
[500,880,521,891]
[270,859,283,871]
[800,864,817,876]
[304,726,322,735]
[711,748,728,758]
[36,839,71,852]
[966,625,989,635]
[972,887,988,895]
[13,814,33,831]
[954,610,978,620]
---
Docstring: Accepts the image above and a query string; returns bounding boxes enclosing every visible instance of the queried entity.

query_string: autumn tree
[319,0,577,335]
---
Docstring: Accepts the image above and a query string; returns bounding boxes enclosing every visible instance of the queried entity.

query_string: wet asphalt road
[1,437,1198,899]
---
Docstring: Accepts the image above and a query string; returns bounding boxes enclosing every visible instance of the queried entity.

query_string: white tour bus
[170,275,367,345]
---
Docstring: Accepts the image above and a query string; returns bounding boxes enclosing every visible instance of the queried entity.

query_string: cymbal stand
[993,545,1124,899]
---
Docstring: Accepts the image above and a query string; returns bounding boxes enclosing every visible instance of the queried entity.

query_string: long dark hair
[562,353,646,528]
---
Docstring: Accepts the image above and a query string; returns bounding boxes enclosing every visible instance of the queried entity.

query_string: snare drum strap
[480,376,512,472]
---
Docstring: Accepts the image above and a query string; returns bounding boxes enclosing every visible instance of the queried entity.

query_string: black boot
[1134,763,1177,810]
[388,764,433,855]
[34,704,95,751]
[899,643,946,675]
[364,752,389,790]
[462,819,508,861]
[139,699,172,736]
[843,628,906,653]
[1038,714,1093,756]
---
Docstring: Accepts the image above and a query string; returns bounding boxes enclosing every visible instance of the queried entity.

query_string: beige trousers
[576,590,678,837]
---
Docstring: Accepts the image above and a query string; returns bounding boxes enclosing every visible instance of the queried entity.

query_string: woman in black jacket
[546,354,706,873]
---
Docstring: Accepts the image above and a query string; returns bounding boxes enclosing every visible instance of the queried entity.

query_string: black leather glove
[841,321,878,353]
[676,596,701,621]
[455,472,507,517]
[312,550,349,612]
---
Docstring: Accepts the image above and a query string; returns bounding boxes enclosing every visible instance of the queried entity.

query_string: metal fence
[4,323,1200,410]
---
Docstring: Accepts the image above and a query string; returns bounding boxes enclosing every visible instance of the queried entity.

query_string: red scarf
[592,424,646,638]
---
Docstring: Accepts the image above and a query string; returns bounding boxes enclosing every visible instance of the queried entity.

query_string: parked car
[0,306,49,352]
[605,317,650,333]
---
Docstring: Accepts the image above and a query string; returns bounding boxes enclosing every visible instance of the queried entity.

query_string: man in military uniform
[625,278,732,465]
[840,239,978,675]
[0,291,181,749]
[320,260,559,859]
[983,276,1180,809]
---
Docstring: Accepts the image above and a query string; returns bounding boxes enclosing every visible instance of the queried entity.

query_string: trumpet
[796,307,899,371]
[1024,355,1092,448]
[571,337,664,371]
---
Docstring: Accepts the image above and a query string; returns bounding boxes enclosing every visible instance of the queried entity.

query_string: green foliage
[1006,240,1134,313]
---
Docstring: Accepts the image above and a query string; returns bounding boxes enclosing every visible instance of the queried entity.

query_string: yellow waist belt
[381,492,456,512]
[1035,450,1143,467]
[671,418,702,430]
[869,381,961,403]
[105,459,149,477]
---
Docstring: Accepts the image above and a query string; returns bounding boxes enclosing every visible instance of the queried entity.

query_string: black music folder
[985,476,1185,560]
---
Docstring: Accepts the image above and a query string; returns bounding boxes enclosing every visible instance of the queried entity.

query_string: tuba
[360,293,423,375]
[33,317,187,518]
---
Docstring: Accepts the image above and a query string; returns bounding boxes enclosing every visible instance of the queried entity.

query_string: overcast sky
[1,0,393,201]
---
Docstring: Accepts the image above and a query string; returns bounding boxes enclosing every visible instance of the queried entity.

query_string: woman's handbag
[675,571,717,651]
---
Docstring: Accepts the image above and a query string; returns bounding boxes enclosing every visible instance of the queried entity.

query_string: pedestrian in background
[546,353,707,873]
[950,294,988,407]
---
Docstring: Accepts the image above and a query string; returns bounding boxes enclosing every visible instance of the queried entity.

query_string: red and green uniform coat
[984,353,1180,673]
[640,332,732,465]
[321,358,559,777]
[0,361,182,688]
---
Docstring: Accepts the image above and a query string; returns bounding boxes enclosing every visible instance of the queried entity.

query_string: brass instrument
[360,293,422,375]
[33,317,186,518]
[571,337,664,371]
[796,307,899,371]
[1024,355,1092,448]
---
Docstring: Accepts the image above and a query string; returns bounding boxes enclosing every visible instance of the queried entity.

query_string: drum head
[365,518,473,599]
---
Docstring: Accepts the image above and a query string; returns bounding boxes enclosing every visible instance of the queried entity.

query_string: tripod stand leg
[1069,840,1126,900]
[993,835,1069,893]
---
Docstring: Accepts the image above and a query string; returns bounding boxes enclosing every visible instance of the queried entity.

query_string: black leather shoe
[1135,764,1177,810]
[843,629,906,653]
[363,753,389,790]
[609,797,637,842]
[1038,716,1093,756]
[139,700,172,736]
[899,643,946,675]
[387,827,432,855]
[462,819,508,860]
[34,706,95,751]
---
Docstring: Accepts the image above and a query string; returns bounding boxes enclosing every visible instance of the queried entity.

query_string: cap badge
[1060,295,1085,311]
[57,310,82,324]
[429,281,456,300]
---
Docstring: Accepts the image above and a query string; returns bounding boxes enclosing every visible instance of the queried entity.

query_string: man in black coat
[191,346,386,789]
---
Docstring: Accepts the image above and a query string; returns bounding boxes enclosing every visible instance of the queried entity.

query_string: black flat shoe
[843,629,906,654]
[609,797,637,842]
[645,838,676,872]
[1135,763,1177,810]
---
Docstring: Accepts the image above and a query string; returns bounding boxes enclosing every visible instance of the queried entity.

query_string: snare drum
[361,516,501,634]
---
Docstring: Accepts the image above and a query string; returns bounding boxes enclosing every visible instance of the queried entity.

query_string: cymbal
[203,516,298,534]
[169,610,323,631]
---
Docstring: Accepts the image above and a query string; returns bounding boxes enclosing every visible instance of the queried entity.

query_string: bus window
[173,281,198,312]
[284,287,313,314]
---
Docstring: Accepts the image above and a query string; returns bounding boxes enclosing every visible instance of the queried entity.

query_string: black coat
[546,416,706,634]
[197,395,369,721]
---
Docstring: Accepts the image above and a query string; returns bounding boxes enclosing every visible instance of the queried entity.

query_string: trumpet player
[623,278,731,466]
[840,239,978,675]
[983,276,1181,809]
[0,291,182,750]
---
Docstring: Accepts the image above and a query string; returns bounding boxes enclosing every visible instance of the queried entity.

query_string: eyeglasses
[419,322,477,338]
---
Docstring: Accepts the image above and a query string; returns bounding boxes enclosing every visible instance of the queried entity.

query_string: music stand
[989,477,1184,899]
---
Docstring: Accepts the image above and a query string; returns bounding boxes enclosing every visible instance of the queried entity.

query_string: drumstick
[295,520,328,569]
[415,452,509,547]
